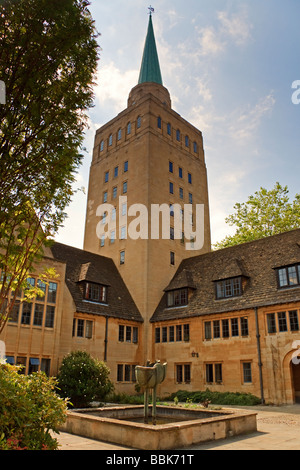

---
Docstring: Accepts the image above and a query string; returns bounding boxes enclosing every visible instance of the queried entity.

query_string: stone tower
[84,13,211,360]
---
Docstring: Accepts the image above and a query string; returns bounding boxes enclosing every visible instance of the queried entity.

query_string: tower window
[109,134,113,146]
[193,141,198,153]
[176,129,180,141]
[170,251,175,266]
[120,251,125,265]
[124,161,128,172]
[103,191,107,203]
[189,193,193,204]
[179,187,183,199]
[137,116,142,128]
[118,128,122,141]
[114,166,118,178]
[113,186,117,199]
[123,181,127,194]
[169,161,173,173]
[188,173,192,184]
[100,140,104,152]
[167,123,171,135]
[105,171,109,183]
[127,122,131,134]
[169,182,174,194]
[179,167,183,178]
[157,116,162,129]
[185,135,189,147]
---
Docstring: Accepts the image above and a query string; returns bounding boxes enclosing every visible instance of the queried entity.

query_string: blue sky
[55,0,300,248]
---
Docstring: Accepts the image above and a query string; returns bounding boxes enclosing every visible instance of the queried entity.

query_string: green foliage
[214,182,300,249]
[0,363,68,450]
[0,0,99,331]
[57,351,114,408]
[168,389,261,406]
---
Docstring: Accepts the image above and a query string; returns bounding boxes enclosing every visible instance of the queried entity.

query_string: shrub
[168,389,261,406]
[57,351,114,408]
[0,363,68,450]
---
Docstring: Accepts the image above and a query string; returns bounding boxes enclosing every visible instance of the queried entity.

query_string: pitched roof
[51,242,143,322]
[151,229,300,323]
[138,15,163,85]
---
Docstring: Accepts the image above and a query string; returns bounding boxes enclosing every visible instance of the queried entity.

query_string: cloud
[94,61,138,113]
[217,10,253,46]
[198,26,225,56]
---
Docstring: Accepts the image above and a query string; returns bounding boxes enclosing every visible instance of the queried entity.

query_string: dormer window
[84,282,107,303]
[167,288,188,308]
[215,277,242,300]
[277,264,300,288]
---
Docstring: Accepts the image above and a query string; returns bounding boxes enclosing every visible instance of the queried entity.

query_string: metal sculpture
[135,360,167,425]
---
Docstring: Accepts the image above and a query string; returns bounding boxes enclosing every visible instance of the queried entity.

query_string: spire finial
[148,5,154,16]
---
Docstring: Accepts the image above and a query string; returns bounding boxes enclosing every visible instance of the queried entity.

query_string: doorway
[292,362,300,403]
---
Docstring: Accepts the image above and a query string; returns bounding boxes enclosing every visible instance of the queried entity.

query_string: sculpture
[135,360,167,425]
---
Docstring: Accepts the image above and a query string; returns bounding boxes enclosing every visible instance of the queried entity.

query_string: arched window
[157,116,162,129]
[127,122,131,135]
[100,140,104,152]
[176,129,181,142]
[109,134,113,146]
[167,123,171,135]
[137,116,142,129]
[185,135,189,147]
[193,141,198,153]
[118,128,122,141]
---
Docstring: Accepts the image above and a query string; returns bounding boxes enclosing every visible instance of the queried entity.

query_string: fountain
[60,360,258,450]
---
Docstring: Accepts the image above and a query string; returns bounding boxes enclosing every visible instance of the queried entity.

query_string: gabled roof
[151,229,300,323]
[138,15,163,86]
[164,269,197,292]
[51,242,143,322]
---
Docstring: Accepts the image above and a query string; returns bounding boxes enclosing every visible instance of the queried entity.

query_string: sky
[55,0,300,249]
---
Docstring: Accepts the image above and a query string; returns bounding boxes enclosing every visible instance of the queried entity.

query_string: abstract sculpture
[135,360,167,425]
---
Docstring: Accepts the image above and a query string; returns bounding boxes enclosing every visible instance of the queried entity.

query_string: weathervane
[148,5,155,16]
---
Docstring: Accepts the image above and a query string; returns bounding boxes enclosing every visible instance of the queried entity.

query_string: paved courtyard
[55,404,300,451]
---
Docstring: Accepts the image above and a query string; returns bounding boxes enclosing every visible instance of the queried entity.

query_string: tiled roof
[51,242,143,322]
[151,229,300,323]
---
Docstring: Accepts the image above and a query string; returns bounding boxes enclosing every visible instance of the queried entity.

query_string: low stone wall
[60,406,257,450]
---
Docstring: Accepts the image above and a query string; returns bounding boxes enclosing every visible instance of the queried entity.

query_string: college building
[1,14,300,405]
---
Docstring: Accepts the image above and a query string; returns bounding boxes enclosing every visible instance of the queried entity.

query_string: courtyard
[56,404,300,451]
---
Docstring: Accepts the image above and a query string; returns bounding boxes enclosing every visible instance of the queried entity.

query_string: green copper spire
[138,13,163,85]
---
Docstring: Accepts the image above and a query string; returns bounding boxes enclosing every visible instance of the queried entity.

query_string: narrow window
[193,141,197,153]
[155,327,160,343]
[176,325,182,341]
[45,306,55,328]
[157,117,162,129]
[133,327,138,344]
[119,325,125,342]
[267,313,277,333]
[105,171,109,183]
[243,362,252,383]
[114,166,118,178]
[120,251,125,265]
[176,129,180,141]
[123,181,127,194]
[222,319,229,338]
[162,326,168,343]
[85,320,93,339]
[169,182,174,194]
[124,160,128,172]
[240,317,249,336]
[137,116,141,128]
[167,123,171,135]
[48,282,57,304]
[108,134,113,146]
[231,318,239,336]
[178,167,183,178]
[117,364,123,382]
[278,311,287,332]
[183,324,190,342]
[188,173,192,184]
[127,122,131,134]
[204,321,212,340]
[206,364,214,383]
[170,251,175,266]
[289,310,299,331]
[179,187,183,199]
[33,304,44,326]
[169,161,173,173]
[189,193,193,204]
[117,128,122,141]
[113,186,117,199]
[100,140,104,152]
[169,326,175,342]
[185,135,189,147]
[213,320,220,338]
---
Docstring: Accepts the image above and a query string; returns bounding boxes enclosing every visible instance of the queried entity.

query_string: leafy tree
[0,0,99,331]
[214,182,300,249]
[57,351,114,408]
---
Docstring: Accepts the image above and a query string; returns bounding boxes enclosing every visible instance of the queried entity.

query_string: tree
[214,182,300,250]
[57,351,114,408]
[0,0,99,331]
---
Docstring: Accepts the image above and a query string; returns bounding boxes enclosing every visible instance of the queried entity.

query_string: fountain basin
[60,405,257,450]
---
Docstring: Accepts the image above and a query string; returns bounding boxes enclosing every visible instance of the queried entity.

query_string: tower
[84,12,211,360]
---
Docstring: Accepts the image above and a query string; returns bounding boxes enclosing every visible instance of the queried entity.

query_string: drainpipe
[254,307,265,404]
[104,316,108,362]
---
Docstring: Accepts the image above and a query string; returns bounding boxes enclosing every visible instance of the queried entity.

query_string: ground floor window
[176,364,191,384]
[205,363,223,384]
[72,318,93,339]
[117,364,137,383]
[242,362,252,383]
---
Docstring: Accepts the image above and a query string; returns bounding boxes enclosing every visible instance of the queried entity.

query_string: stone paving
[55,404,300,451]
